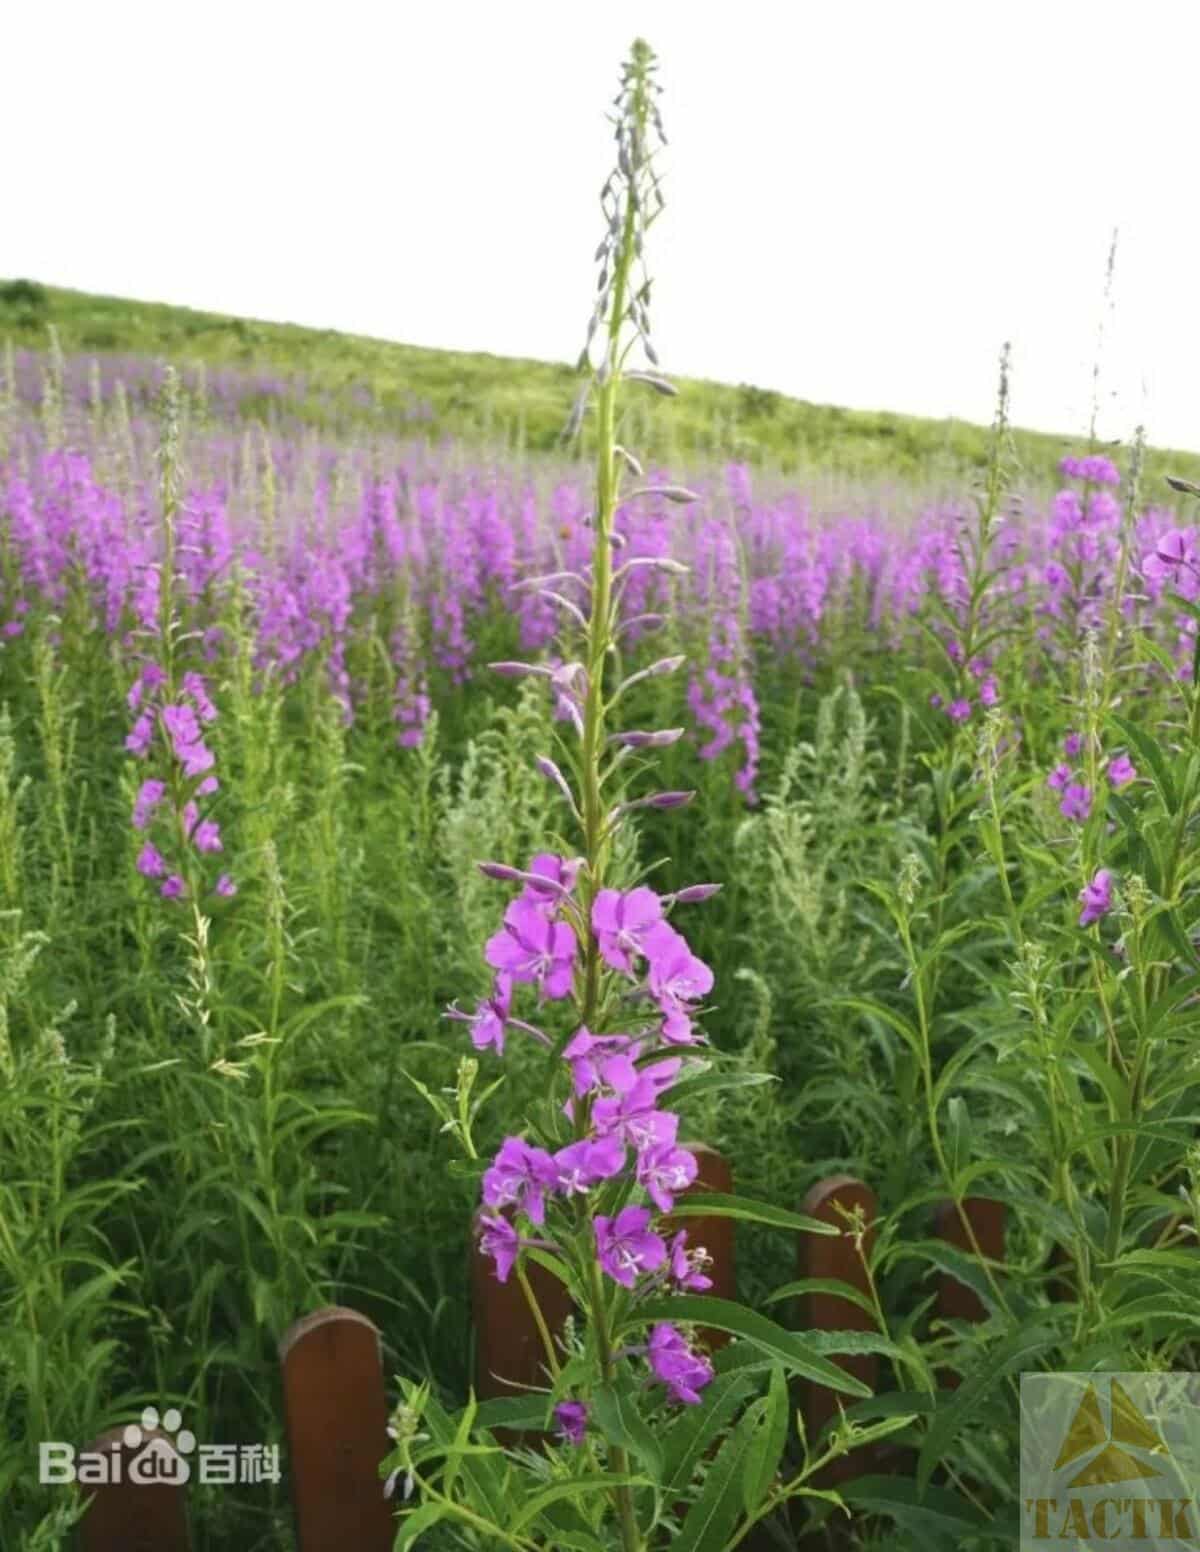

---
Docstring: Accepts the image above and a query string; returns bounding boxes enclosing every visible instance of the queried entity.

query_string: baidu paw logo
[124,1407,196,1485]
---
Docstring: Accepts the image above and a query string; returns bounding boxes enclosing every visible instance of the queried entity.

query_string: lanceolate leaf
[916,1324,1059,1493]
[742,1365,790,1519]
[661,1370,758,1492]
[672,1408,762,1552]
[589,1376,664,1477]
[623,1297,872,1397]
[663,1193,839,1236]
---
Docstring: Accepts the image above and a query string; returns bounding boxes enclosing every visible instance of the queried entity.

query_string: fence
[73,1148,1010,1551]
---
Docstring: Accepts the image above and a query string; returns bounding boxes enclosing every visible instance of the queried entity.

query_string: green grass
[4,276,1198,489]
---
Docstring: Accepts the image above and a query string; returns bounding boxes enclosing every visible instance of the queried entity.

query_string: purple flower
[214,874,237,898]
[447,974,512,1056]
[1060,783,1092,822]
[1064,731,1084,758]
[1107,753,1137,788]
[193,819,222,854]
[594,1205,667,1288]
[946,698,971,723]
[132,779,166,830]
[125,713,154,757]
[668,1230,713,1292]
[554,1401,589,1446]
[551,1133,626,1197]
[562,1027,634,1096]
[592,887,664,976]
[485,898,577,1001]
[161,874,186,900]
[481,1137,560,1226]
[136,841,166,878]
[1079,868,1114,927]
[1046,764,1072,792]
[979,677,998,708]
[637,1136,699,1213]
[646,1323,714,1405]
[642,922,713,1042]
[477,1213,522,1283]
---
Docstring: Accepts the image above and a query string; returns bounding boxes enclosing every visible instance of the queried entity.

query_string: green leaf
[839,1475,992,1539]
[509,1475,651,1537]
[471,1393,554,1434]
[589,1377,664,1478]
[664,1193,838,1236]
[420,1393,508,1527]
[623,1298,871,1398]
[667,1070,780,1108]
[662,1370,758,1493]
[443,1391,477,1500]
[392,1502,448,1549]
[673,1409,761,1552]
[742,1366,789,1520]
[826,993,923,1059]
[945,1097,969,1180]
[1108,713,1177,812]
[760,1278,877,1321]
[916,1324,1058,1492]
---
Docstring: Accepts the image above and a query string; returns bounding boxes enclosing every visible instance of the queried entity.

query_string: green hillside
[3,277,1197,494]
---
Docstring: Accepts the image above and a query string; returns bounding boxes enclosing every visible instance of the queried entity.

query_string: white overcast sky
[6,2,1199,449]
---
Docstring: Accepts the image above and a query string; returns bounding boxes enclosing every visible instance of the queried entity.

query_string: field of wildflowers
[5,37,1200,1552]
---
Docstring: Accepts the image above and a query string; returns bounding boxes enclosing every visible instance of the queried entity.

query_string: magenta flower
[1064,731,1084,758]
[481,1136,560,1226]
[136,841,166,878]
[562,1027,634,1096]
[1108,754,1136,788]
[637,1137,698,1213]
[132,779,166,831]
[485,898,577,1001]
[193,819,223,853]
[947,698,971,723]
[518,853,581,915]
[1046,764,1072,792]
[476,1214,530,1284]
[551,1133,626,1197]
[554,1401,589,1446]
[594,1205,667,1288]
[668,1230,713,1292]
[214,874,237,897]
[1060,783,1092,822]
[646,1323,714,1405]
[446,974,512,1056]
[592,887,664,976]
[1079,868,1114,927]
[642,922,713,1041]
[161,875,186,899]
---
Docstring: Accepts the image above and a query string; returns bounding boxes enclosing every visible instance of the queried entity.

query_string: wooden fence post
[278,1306,394,1552]
[795,1175,879,1481]
[77,1426,192,1552]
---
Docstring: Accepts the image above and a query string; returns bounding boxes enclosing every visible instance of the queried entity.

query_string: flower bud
[489,661,551,678]
[668,883,722,903]
[608,728,685,749]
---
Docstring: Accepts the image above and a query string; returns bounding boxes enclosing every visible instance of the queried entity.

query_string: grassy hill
[3,277,1198,496]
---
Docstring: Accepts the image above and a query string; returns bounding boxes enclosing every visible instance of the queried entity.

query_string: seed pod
[624,371,677,397]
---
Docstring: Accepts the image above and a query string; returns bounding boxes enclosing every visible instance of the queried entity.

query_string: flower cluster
[125,663,235,900]
[1046,731,1137,823]
[448,859,721,1442]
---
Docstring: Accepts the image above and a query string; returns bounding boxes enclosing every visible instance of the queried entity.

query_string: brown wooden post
[470,1206,578,1451]
[1046,1241,1075,1303]
[933,1198,1006,1389]
[77,1426,192,1552]
[278,1306,394,1552]
[795,1175,878,1479]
